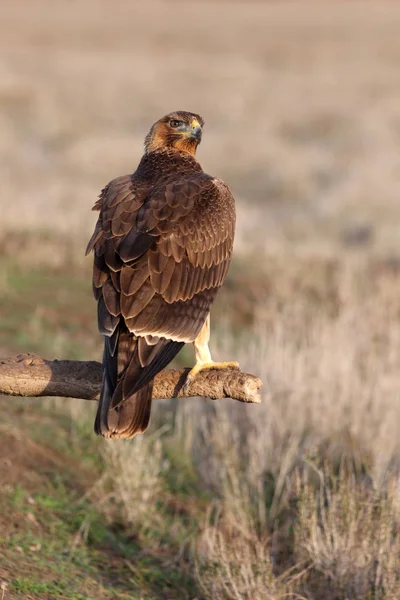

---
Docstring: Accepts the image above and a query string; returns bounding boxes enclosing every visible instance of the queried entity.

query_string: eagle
[86,111,237,439]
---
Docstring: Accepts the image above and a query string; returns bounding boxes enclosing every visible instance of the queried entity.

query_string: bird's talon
[182,360,239,396]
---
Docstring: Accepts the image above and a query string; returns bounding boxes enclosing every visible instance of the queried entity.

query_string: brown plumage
[86,111,236,438]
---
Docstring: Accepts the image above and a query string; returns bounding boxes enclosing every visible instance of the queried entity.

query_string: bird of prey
[86,111,237,439]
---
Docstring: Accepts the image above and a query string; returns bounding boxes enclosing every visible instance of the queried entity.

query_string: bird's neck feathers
[137,149,203,180]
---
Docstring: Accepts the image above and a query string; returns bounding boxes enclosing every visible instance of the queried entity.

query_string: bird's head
[144,111,204,156]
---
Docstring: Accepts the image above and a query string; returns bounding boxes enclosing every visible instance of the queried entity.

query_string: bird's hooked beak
[189,118,202,141]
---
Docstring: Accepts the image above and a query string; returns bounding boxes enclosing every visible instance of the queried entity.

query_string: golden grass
[180,260,400,598]
[98,433,169,538]
[296,472,400,598]
[196,518,305,600]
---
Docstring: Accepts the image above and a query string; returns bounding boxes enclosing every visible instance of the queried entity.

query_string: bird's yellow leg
[184,315,239,391]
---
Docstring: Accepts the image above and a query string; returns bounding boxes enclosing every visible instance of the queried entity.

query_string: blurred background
[1,2,400,599]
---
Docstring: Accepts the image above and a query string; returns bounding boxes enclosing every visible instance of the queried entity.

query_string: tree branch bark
[0,354,262,404]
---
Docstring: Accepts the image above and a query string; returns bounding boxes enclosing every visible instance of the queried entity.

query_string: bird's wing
[88,170,235,348]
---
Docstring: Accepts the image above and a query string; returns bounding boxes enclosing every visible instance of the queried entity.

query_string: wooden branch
[0,354,262,404]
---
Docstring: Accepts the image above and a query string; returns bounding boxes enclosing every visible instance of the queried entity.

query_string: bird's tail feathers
[95,329,183,439]
[98,381,153,439]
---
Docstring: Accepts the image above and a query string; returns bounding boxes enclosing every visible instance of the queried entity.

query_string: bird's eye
[170,119,184,128]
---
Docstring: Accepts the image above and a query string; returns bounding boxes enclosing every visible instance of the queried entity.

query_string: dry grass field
[1,1,400,599]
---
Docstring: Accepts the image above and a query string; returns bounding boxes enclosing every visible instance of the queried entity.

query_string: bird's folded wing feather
[86,172,235,343]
